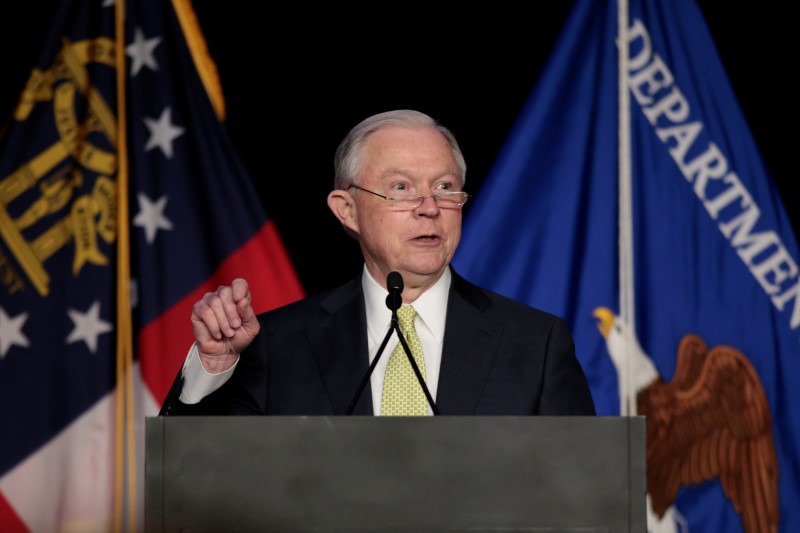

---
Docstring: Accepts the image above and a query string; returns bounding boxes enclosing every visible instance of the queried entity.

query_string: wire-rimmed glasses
[348,184,470,210]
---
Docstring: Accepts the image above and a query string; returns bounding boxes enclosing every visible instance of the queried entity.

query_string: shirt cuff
[179,343,239,404]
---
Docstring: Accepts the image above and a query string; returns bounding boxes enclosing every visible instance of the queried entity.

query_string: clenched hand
[191,278,260,373]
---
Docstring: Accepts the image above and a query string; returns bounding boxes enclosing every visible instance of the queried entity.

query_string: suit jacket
[159,268,596,416]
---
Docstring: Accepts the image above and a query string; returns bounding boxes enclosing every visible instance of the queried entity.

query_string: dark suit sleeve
[538,317,596,415]
[158,370,233,416]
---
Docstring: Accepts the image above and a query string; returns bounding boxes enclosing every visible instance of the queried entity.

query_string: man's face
[349,126,463,291]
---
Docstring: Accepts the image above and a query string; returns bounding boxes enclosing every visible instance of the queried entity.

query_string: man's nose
[414,195,441,215]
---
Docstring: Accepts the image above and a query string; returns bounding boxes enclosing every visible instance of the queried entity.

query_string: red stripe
[0,491,29,533]
[139,221,304,405]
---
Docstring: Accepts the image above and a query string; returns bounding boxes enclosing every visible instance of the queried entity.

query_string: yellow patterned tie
[381,305,428,416]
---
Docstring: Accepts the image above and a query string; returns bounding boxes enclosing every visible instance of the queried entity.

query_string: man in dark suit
[160,109,595,417]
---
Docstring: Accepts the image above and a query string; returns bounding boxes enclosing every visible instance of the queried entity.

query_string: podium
[145,416,645,532]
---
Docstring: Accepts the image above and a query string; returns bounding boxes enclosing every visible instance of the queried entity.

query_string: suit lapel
[436,270,503,415]
[306,276,374,415]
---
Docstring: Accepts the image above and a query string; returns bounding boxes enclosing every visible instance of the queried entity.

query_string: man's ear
[327,190,359,235]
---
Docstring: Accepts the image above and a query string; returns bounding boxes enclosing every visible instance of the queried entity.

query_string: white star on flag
[126,26,161,76]
[144,107,185,159]
[133,192,173,243]
[0,307,30,359]
[66,301,113,354]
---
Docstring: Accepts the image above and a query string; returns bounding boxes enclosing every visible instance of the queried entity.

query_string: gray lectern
[145,416,645,532]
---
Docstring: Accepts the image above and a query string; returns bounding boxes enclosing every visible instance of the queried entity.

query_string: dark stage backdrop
[1,1,794,296]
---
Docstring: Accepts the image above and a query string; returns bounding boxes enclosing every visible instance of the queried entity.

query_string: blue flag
[0,1,303,530]
[453,1,799,532]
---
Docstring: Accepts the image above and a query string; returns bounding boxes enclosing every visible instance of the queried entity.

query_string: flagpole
[617,0,636,417]
[172,0,226,121]
[114,0,137,531]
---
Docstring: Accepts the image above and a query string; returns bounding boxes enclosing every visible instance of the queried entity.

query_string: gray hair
[333,109,467,190]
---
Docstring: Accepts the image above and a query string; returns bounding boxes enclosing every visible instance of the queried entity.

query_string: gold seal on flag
[0,36,117,297]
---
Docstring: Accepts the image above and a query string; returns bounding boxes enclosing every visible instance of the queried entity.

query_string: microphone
[346,271,439,415]
[385,271,403,312]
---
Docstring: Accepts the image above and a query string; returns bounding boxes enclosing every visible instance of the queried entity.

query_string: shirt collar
[362,266,451,343]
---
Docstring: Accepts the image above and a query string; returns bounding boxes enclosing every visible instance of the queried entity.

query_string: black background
[1,2,794,296]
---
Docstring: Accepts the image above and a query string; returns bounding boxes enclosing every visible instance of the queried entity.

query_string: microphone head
[387,271,404,293]
[385,271,404,311]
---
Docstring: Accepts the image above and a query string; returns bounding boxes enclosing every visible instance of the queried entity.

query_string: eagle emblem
[594,307,779,533]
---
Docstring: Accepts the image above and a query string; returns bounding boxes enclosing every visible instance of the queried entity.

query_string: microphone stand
[346,274,439,415]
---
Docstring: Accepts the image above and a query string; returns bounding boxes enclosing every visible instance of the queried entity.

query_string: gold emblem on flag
[0,37,117,297]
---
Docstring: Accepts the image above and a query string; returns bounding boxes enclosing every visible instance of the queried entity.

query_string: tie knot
[397,305,417,331]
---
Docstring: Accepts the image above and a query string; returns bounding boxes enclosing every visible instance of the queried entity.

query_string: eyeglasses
[348,184,470,210]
